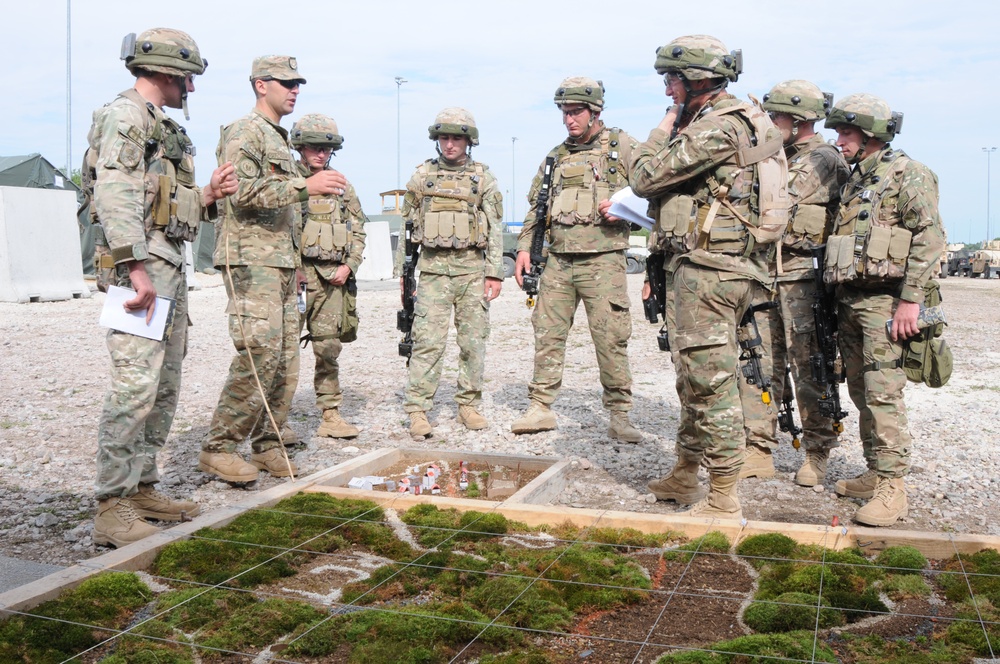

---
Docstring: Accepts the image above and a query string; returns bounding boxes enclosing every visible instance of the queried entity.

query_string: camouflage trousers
[671,263,766,476]
[303,261,346,411]
[404,271,489,412]
[96,255,187,500]
[741,276,841,452]
[204,265,299,454]
[837,285,911,478]
[529,251,633,410]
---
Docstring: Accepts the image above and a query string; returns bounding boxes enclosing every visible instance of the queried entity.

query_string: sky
[2,0,998,245]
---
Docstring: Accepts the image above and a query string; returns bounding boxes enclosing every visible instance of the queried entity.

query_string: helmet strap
[176,76,190,121]
[847,134,871,165]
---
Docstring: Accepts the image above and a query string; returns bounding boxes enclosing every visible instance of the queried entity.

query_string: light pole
[395,77,407,189]
[984,147,997,245]
[511,136,518,225]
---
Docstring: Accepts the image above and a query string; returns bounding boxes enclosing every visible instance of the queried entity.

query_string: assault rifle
[809,247,847,433]
[643,252,670,352]
[776,364,802,449]
[396,218,419,363]
[737,301,778,406]
[522,155,555,308]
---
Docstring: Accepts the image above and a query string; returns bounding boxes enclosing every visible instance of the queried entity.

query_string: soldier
[511,77,641,443]
[88,28,237,547]
[290,114,367,439]
[199,56,347,483]
[739,81,850,484]
[631,36,790,518]
[824,94,945,526]
[397,108,504,439]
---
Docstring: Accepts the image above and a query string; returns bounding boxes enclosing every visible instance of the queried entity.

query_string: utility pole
[395,77,407,189]
[984,147,997,245]
[66,0,72,177]
[511,136,518,225]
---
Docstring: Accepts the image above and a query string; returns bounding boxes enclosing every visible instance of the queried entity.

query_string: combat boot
[131,484,200,522]
[93,497,160,548]
[198,451,259,483]
[511,401,557,434]
[680,473,742,520]
[854,477,907,527]
[457,405,488,431]
[408,412,433,438]
[608,411,642,443]
[280,425,300,447]
[739,444,775,479]
[835,468,878,499]
[647,455,706,504]
[316,409,360,439]
[251,448,298,477]
[794,449,830,487]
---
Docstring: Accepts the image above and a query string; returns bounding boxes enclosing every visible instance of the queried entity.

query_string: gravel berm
[1,273,997,567]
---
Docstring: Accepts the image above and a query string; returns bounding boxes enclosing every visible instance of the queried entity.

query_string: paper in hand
[608,187,655,231]
[99,285,177,341]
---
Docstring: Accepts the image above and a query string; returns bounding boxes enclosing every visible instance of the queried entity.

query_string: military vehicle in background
[971,240,1000,278]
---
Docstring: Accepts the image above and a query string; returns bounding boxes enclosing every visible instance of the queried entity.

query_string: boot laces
[874,477,895,503]
[116,498,142,523]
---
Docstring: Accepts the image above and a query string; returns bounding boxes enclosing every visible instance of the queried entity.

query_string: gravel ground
[1,272,998,568]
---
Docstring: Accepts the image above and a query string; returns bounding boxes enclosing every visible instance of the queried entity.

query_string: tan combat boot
[316,409,360,439]
[251,448,298,477]
[680,473,743,520]
[854,477,907,527]
[835,468,878,499]
[608,411,642,443]
[131,484,201,522]
[409,412,433,439]
[93,497,160,548]
[457,405,488,431]
[647,455,706,504]
[794,449,830,487]
[280,425,300,447]
[511,401,557,434]
[739,444,775,479]
[198,451,259,483]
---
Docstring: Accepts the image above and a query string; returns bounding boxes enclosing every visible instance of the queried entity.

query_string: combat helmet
[654,35,741,82]
[428,107,479,146]
[762,80,832,122]
[553,77,605,112]
[825,93,902,142]
[121,28,206,77]
[291,114,344,151]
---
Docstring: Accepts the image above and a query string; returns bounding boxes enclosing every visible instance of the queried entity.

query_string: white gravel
[1,272,998,567]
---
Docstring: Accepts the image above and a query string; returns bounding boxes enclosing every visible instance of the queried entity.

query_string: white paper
[98,286,176,341]
[609,187,655,230]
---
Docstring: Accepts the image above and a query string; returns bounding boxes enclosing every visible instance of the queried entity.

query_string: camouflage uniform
[823,93,944,525]
[396,157,503,414]
[203,58,308,461]
[91,90,212,500]
[517,124,636,413]
[295,161,367,413]
[632,35,790,517]
[741,131,850,472]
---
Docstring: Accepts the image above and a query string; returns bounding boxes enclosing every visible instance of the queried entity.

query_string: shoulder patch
[238,157,260,177]
[117,141,142,170]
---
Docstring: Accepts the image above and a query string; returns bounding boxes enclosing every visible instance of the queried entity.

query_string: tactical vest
[83,88,200,243]
[300,188,356,262]
[549,128,623,225]
[824,149,911,285]
[651,102,789,257]
[411,160,488,249]
[781,142,842,253]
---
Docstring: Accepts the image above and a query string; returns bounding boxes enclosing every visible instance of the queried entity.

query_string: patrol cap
[250,55,306,84]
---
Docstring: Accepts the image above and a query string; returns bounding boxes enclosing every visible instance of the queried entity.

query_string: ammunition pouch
[900,280,952,388]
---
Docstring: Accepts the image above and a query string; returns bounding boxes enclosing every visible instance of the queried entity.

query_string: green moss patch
[655,631,839,662]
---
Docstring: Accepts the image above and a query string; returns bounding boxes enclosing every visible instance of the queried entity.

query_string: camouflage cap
[291,113,344,150]
[553,76,605,111]
[825,92,902,142]
[654,35,741,82]
[122,28,206,77]
[428,107,479,146]
[250,55,306,84]
[762,80,832,122]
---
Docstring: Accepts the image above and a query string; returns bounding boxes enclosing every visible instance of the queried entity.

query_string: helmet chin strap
[847,133,871,165]
[176,75,190,121]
